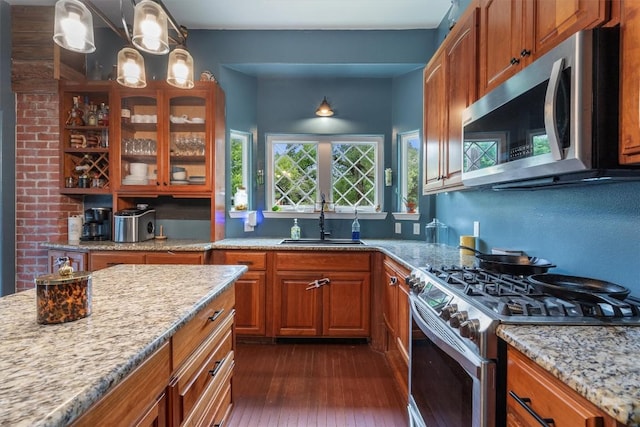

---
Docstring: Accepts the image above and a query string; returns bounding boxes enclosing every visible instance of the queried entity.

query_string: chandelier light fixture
[53,0,195,89]
[315,96,334,117]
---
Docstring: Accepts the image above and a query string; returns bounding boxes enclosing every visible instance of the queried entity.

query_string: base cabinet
[273,252,371,338]
[73,285,235,427]
[506,344,620,427]
[89,250,209,271]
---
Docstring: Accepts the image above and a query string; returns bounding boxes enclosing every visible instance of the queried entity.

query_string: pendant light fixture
[167,46,195,89]
[53,0,194,89]
[315,97,334,117]
[132,0,169,55]
[117,47,147,88]
[53,0,95,53]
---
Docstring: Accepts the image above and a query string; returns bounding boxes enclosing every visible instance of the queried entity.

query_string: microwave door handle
[544,58,565,161]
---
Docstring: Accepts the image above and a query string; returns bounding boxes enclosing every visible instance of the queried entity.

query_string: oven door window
[411,327,473,427]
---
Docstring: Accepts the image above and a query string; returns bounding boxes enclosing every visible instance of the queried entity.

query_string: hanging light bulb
[117,47,147,88]
[53,0,95,53]
[167,47,194,89]
[132,0,169,55]
[315,97,334,117]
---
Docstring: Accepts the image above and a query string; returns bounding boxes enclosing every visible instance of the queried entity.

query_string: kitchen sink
[279,238,365,245]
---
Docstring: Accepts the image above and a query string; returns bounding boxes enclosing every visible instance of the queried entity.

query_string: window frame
[398,130,421,212]
[266,133,384,213]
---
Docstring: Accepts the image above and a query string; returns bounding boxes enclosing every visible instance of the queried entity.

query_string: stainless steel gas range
[407,264,640,427]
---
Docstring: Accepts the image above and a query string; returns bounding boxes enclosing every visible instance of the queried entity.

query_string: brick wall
[15,92,83,292]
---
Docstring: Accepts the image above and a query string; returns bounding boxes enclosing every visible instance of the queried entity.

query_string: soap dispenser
[291,218,301,240]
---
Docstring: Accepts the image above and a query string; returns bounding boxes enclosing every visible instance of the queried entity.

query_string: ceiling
[5,0,452,30]
[6,0,453,78]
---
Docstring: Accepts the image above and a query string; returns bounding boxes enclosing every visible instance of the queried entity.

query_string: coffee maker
[81,207,111,241]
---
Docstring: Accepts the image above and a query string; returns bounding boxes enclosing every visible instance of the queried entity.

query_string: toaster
[113,207,156,243]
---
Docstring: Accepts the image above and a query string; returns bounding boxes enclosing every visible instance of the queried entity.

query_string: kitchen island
[0,263,246,426]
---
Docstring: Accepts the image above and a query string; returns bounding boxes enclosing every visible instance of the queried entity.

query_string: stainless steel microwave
[461,28,640,189]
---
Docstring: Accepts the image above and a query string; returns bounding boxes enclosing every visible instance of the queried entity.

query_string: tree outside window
[230,130,251,207]
[399,130,420,212]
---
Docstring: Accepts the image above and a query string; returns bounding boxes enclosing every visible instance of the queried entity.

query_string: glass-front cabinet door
[113,83,212,194]
[117,90,159,189]
[166,90,210,191]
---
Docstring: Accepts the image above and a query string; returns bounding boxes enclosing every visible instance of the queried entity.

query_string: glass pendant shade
[315,97,334,117]
[132,0,169,55]
[53,0,95,53]
[117,47,147,88]
[167,48,195,89]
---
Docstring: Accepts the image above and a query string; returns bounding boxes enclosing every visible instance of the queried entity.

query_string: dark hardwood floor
[227,340,408,426]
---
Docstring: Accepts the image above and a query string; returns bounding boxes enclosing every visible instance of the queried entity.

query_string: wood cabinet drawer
[223,251,267,270]
[185,353,234,427]
[172,285,235,367]
[507,345,609,427]
[72,341,171,427]
[146,251,204,265]
[89,251,146,271]
[170,313,234,425]
[275,252,370,271]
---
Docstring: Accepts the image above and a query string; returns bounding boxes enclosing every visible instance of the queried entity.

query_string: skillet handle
[458,245,482,255]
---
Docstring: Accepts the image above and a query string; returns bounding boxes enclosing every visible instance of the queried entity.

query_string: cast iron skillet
[459,246,555,275]
[527,274,630,300]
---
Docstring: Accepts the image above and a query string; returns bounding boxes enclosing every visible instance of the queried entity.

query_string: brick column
[15,92,82,292]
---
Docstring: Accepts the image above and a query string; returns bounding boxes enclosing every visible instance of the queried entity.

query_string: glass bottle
[290,219,301,240]
[121,101,131,124]
[351,211,360,241]
[87,103,97,126]
[234,186,248,210]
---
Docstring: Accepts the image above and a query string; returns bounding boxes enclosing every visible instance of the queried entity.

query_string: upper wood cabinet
[423,6,479,193]
[112,81,222,196]
[479,0,610,96]
[620,0,640,164]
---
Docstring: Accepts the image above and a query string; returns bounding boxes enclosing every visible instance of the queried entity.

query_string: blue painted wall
[0,0,16,296]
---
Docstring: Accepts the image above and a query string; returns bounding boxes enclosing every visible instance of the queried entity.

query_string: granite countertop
[0,264,247,427]
[498,325,640,426]
[42,239,215,252]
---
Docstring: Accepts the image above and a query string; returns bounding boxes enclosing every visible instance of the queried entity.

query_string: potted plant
[403,196,417,213]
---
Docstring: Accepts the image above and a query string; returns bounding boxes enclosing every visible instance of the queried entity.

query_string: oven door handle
[410,297,487,377]
[509,391,556,426]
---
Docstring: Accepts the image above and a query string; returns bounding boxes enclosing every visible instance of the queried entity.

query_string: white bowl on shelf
[129,163,148,177]
[172,171,187,180]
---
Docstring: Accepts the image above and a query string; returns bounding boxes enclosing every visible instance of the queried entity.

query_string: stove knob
[439,304,458,321]
[449,311,468,328]
[459,319,480,341]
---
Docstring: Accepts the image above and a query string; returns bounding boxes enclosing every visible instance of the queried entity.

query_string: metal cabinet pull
[509,390,555,426]
[520,48,531,57]
[209,357,226,377]
[208,309,224,322]
[510,57,521,66]
[306,278,330,290]
[389,276,398,286]
[237,260,254,265]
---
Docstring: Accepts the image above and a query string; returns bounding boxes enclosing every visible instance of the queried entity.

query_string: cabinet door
[620,0,640,164]
[397,282,411,363]
[89,251,146,271]
[273,272,322,336]
[423,52,446,192]
[166,89,212,192]
[444,7,478,189]
[322,272,371,337]
[383,261,400,337]
[479,0,530,95]
[48,250,87,273]
[533,0,608,57]
[146,251,204,265]
[235,271,266,336]
[114,88,160,191]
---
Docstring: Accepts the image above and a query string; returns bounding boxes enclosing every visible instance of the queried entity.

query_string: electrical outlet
[413,223,420,235]
[395,223,402,234]
[473,221,480,237]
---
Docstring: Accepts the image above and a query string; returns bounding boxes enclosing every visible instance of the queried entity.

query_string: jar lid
[34,258,91,286]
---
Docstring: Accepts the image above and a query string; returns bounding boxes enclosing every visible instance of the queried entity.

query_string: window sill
[229,210,256,219]
[262,211,388,220]
[391,212,421,221]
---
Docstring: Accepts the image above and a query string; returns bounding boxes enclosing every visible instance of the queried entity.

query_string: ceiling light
[117,47,147,88]
[132,0,169,55]
[315,97,334,117]
[53,0,95,53]
[167,47,195,89]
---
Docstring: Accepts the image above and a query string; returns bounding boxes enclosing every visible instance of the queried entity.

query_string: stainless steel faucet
[319,193,328,240]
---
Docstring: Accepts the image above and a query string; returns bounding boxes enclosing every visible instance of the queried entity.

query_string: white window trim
[266,133,385,214]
